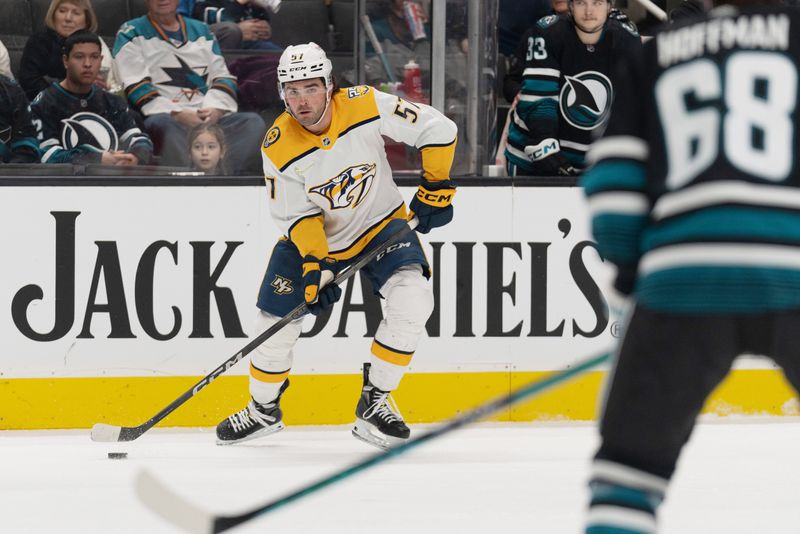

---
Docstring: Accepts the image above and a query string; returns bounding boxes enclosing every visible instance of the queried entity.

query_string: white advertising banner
[2,184,618,378]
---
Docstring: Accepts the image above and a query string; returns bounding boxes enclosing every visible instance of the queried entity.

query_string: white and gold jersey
[261,86,457,260]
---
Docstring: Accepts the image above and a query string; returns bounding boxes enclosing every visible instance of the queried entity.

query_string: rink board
[1,182,797,429]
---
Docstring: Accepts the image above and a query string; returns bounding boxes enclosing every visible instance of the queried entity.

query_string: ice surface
[1,419,799,533]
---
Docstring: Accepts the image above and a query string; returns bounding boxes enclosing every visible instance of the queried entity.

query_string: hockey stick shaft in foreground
[135,351,611,534]
[91,217,419,443]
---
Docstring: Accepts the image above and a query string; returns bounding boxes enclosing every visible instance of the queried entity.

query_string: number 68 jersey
[582,5,800,314]
[260,86,457,261]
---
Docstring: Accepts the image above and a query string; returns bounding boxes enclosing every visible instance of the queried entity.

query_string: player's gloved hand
[524,139,579,176]
[604,265,637,325]
[302,255,341,315]
[409,178,456,233]
[536,151,579,176]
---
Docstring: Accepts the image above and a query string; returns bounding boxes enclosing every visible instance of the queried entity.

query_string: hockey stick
[632,0,668,21]
[135,351,611,533]
[90,217,419,443]
[360,14,397,83]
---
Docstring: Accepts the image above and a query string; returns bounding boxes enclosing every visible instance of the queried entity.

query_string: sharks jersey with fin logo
[261,86,457,260]
[113,15,238,116]
[31,83,153,164]
[506,15,640,173]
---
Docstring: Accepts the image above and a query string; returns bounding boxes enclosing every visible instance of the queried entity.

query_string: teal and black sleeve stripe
[211,77,238,99]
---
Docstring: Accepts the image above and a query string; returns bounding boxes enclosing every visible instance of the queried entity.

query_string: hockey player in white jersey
[216,42,458,449]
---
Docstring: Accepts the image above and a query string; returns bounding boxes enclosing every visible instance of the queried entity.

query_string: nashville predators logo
[263,127,280,148]
[271,275,293,295]
[559,71,613,131]
[309,163,377,209]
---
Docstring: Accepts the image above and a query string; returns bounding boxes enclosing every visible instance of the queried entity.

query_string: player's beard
[294,106,325,127]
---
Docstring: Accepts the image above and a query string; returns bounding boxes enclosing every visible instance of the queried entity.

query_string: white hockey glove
[524,138,579,176]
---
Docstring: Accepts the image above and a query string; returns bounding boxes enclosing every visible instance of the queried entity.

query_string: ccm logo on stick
[377,242,411,261]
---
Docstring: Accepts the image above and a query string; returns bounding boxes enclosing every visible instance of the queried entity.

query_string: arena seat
[1,0,34,37]
[88,0,132,37]
[128,0,148,19]
[28,0,52,32]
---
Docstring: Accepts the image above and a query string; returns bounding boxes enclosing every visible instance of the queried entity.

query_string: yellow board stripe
[371,340,414,366]
[249,364,290,383]
[0,369,796,429]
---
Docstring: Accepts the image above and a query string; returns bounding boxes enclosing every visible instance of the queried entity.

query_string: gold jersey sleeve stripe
[249,364,290,383]
[420,137,457,182]
[371,340,414,367]
[288,213,329,259]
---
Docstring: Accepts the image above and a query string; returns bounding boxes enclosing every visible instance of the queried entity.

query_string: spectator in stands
[0,76,40,163]
[19,0,120,101]
[370,0,429,50]
[192,0,282,51]
[0,40,14,80]
[31,31,153,166]
[113,0,266,173]
[361,1,432,88]
[179,0,276,50]
[188,123,226,174]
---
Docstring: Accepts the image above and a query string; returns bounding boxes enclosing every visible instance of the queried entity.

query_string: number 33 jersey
[583,5,800,313]
[260,86,457,261]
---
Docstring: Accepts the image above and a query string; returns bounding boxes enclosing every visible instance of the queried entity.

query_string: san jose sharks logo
[559,71,613,131]
[161,56,209,102]
[61,112,118,152]
[310,163,377,209]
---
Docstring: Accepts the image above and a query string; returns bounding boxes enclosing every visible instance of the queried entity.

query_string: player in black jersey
[504,0,641,176]
[31,31,152,166]
[0,75,39,163]
[582,1,800,532]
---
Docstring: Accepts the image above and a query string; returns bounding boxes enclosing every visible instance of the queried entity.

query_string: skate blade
[351,418,407,451]
[216,421,285,446]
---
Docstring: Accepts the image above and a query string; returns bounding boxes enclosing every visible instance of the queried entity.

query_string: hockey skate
[352,363,410,450]
[216,380,289,445]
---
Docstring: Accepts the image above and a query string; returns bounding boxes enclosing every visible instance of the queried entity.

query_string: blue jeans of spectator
[144,112,267,174]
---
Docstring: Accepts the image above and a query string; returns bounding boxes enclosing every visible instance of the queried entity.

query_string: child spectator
[19,0,120,101]
[188,123,226,174]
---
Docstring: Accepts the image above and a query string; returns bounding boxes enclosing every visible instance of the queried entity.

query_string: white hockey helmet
[277,42,333,98]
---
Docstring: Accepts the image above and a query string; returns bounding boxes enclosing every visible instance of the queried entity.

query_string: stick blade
[90,423,123,442]
[135,469,214,534]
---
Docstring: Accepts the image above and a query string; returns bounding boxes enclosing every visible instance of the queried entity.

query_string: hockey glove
[302,255,341,315]
[524,139,579,177]
[409,178,456,234]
